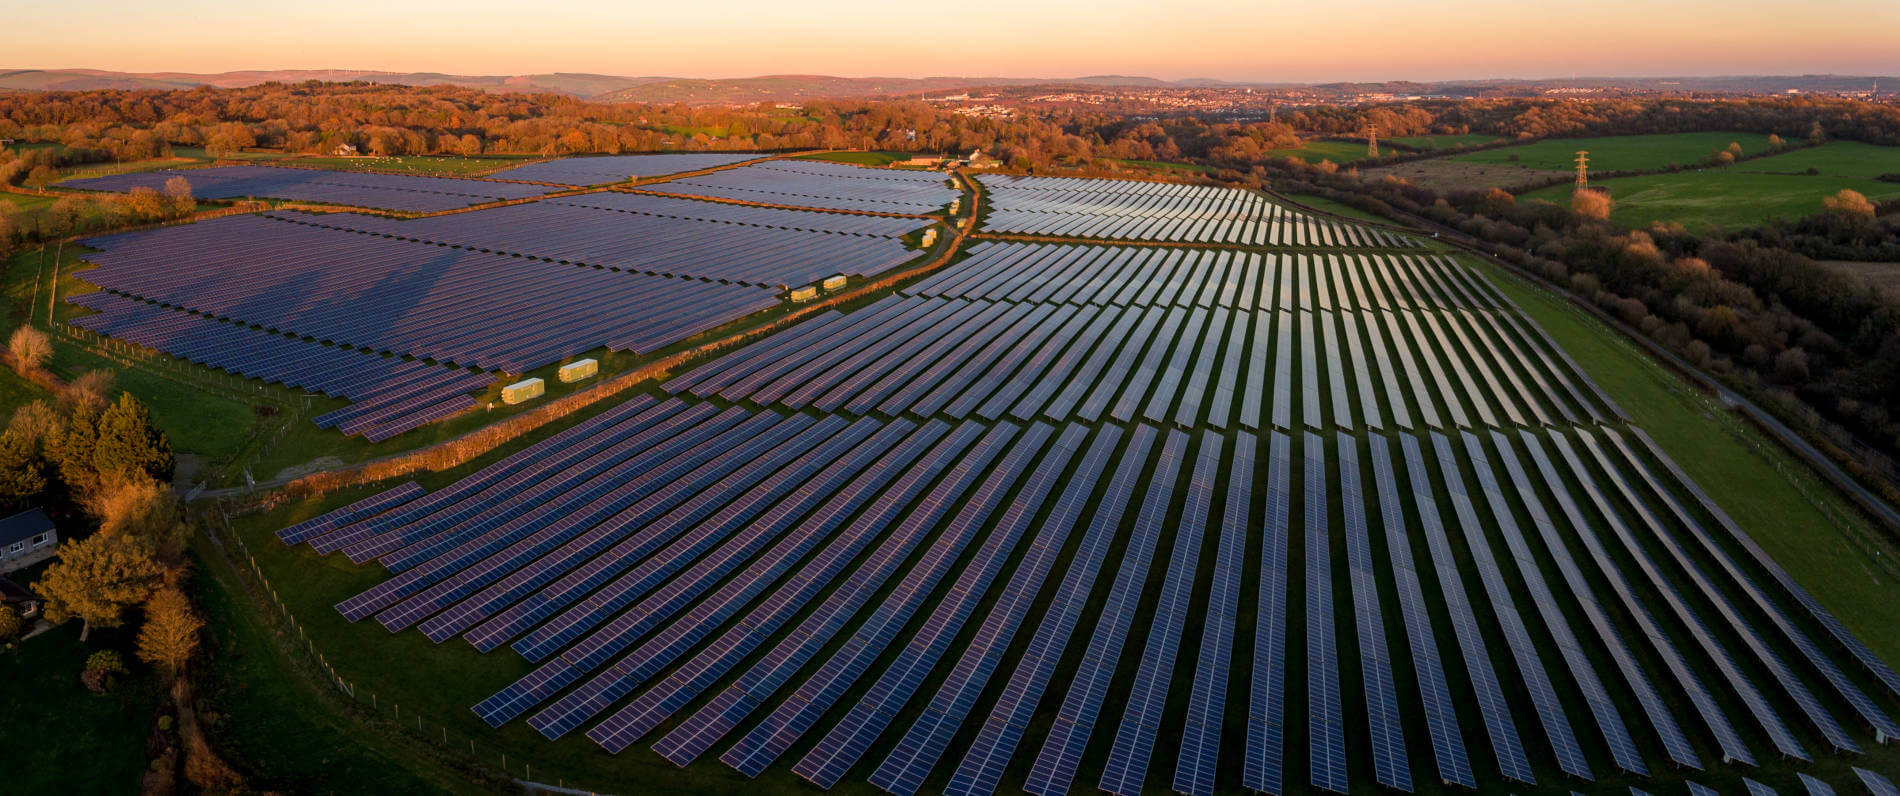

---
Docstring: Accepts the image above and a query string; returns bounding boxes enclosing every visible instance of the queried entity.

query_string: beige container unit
[788,285,819,303]
[558,358,598,383]
[502,377,545,405]
[921,228,938,247]
[821,274,848,292]
[948,197,961,214]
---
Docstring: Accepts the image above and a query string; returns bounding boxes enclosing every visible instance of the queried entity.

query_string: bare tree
[64,368,115,411]
[7,325,51,374]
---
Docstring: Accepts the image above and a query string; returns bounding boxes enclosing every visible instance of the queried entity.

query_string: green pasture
[1454,132,1779,172]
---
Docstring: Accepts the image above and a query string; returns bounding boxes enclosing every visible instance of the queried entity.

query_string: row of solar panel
[67,291,491,441]
[484,153,762,186]
[78,214,782,373]
[274,398,1900,793]
[980,206,1422,246]
[662,287,1618,433]
[64,164,555,212]
[908,242,1503,312]
[976,175,1420,246]
[655,160,959,215]
[261,195,924,289]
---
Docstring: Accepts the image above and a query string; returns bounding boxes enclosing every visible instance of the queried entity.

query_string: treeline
[8,83,1900,178]
[1730,200,1900,263]
[1270,159,1900,473]
[0,171,197,255]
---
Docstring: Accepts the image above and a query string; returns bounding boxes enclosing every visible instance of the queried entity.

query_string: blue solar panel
[1173,432,1253,796]
[1336,438,1411,792]
[1365,436,1473,788]
[799,424,1088,789]
[470,418,949,729]
[1244,431,1292,794]
[1098,432,1220,796]
[1858,767,1900,796]
[1745,779,1779,796]
[945,426,1157,796]
[78,215,779,374]
[1800,773,1838,796]
[871,426,1120,796]
[485,153,760,185]
[1515,430,1751,767]
[567,420,991,747]
[1550,431,1807,762]
[1596,428,1897,746]
[1303,433,1347,794]
[1428,433,1588,780]
[720,423,1053,778]
[1025,429,1187,796]
[1459,432,1645,775]
[1620,426,1900,705]
[1399,435,1532,784]
[68,164,554,211]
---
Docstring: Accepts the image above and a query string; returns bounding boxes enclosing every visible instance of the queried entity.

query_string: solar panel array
[663,243,1618,432]
[654,159,959,214]
[483,154,761,186]
[978,175,1424,246]
[268,192,925,288]
[273,387,1900,796]
[68,291,492,441]
[65,164,555,212]
[78,214,782,373]
[255,166,1900,796]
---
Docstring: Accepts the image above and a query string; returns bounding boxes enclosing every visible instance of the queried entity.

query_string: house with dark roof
[0,508,58,573]
[0,575,39,620]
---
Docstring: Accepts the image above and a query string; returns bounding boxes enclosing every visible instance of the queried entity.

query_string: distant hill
[0,69,677,96]
[3,69,1894,103]
[592,74,1186,104]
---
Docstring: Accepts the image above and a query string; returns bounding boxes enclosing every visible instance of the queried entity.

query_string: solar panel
[1858,767,1900,796]
[1427,433,1588,780]
[871,426,1120,796]
[1025,429,1188,796]
[1365,436,1473,788]
[1302,434,1347,794]
[1398,434,1533,785]
[1551,431,1808,761]
[1799,773,1838,796]
[1098,432,1221,796]
[1514,430,1751,766]
[1598,428,1899,744]
[795,423,1085,789]
[1336,438,1410,791]
[1459,433,1644,775]
[946,426,1158,796]
[1172,432,1253,796]
[1245,431,1292,794]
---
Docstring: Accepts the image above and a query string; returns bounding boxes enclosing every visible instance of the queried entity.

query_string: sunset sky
[10,0,1900,82]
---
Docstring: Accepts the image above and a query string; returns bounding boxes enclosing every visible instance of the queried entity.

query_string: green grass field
[796,151,916,167]
[1282,193,1397,224]
[282,155,538,177]
[1736,140,1900,176]
[0,621,160,794]
[1519,170,1900,232]
[1389,133,1506,149]
[191,534,489,795]
[1266,139,1377,164]
[1454,131,1779,172]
